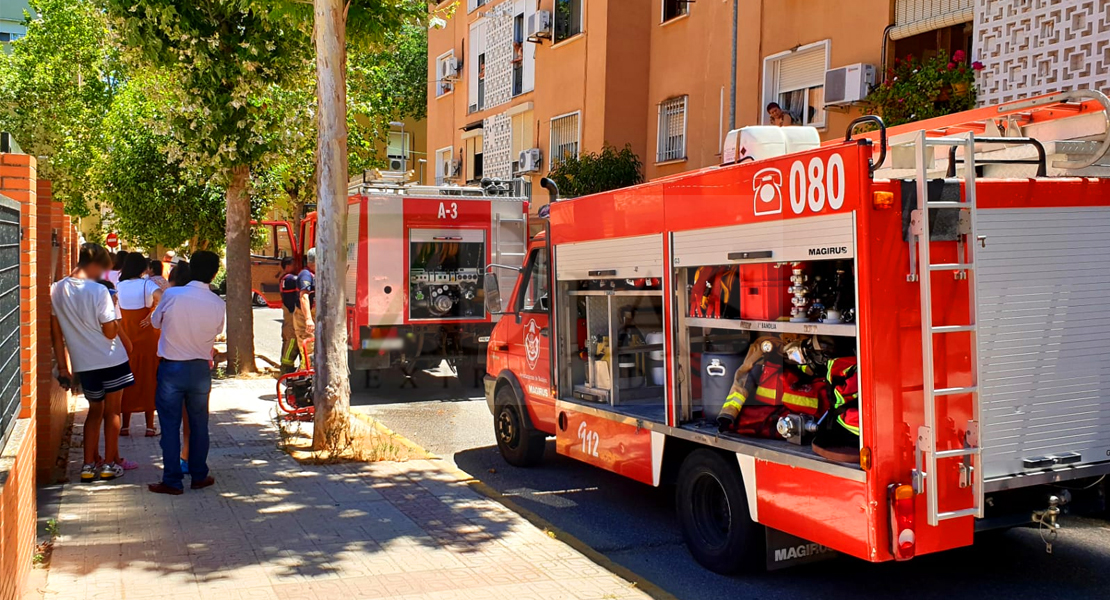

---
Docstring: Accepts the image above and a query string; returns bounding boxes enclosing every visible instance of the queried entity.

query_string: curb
[458,470,680,600]
[351,411,679,600]
[349,410,434,459]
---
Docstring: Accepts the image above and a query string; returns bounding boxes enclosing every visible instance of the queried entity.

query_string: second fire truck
[254,180,529,381]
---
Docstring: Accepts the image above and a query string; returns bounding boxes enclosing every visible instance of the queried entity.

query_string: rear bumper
[483,375,497,415]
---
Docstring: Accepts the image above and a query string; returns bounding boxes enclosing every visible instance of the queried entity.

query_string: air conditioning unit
[388,157,406,171]
[518,148,542,173]
[442,56,458,79]
[527,10,552,41]
[824,63,877,106]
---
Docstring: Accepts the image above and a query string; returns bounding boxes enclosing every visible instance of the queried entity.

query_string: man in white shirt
[50,244,134,482]
[147,251,225,495]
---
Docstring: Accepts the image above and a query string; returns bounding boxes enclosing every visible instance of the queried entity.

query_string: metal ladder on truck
[906,132,985,527]
[492,212,528,265]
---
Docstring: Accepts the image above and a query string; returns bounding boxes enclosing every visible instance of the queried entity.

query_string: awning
[460,120,483,132]
[890,0,972,40]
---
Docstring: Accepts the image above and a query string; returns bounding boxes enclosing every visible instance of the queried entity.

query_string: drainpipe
[729,0,738,130]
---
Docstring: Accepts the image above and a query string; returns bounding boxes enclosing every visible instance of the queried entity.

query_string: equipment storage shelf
[686,317,857,337]
[671,254,861,456]
[556,282,666,412]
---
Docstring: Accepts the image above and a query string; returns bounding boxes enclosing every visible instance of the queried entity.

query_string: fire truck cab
[298,179,529,379]
[483,91,1110,572]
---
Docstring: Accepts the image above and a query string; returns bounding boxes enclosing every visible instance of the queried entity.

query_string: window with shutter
[762,41,829,127]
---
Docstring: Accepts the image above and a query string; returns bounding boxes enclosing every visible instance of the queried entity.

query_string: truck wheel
[494,387,545,467]
[676,449,763,574]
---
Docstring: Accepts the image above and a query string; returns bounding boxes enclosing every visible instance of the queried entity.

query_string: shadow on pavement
[453,442,1110,600]
[49,382,522,593]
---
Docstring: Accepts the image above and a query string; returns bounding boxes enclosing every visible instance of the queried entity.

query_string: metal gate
[0,194,20,448]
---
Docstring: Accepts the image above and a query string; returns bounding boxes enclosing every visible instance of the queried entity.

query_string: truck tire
[494,387,546,467]
[676,449,763,574]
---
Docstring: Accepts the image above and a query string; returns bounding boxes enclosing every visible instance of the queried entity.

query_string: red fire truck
[482,90,1110,572]
[284,181,529,379]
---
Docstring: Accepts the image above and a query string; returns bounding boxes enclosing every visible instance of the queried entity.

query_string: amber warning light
[873,191,895,210]
[888,483,916,561]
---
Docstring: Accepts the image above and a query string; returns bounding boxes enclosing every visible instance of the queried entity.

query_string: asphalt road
[249,313,1110,599]
[350,383,1110,600]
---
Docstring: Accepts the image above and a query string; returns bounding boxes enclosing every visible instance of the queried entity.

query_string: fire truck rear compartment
[976,205,1110,487]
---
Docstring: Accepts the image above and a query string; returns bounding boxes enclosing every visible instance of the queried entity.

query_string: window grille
[550,113,580,165]
[657,96,687,163]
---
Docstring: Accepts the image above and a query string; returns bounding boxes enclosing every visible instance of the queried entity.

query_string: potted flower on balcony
[865,49,984,127]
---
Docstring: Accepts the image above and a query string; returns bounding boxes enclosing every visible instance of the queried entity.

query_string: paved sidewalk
[32,379,649,600]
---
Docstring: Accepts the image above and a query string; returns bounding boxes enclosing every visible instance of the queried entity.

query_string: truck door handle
[540,327,549,337]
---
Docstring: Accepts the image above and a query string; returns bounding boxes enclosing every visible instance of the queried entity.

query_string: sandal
[145,427,158,437]
[119,428,130,437]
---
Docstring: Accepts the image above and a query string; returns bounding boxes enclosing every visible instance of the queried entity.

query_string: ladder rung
[935,447,980,459]
[937,507,979,520]
[924,201,969,208]
[934,386,978,396]
[931,325,976,333]
[924,139,968,148]
[929,263,973,271]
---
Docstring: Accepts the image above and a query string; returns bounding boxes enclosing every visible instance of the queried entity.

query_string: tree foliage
[547,144,645,198]
[0,0,119,217]
[90,78,226,252]
[104,0,314,373]
[103,1,311,176]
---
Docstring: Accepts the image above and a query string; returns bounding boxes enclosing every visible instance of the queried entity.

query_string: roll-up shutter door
[890,0,972,40]
[556,234,664,281]
[777,47,827,92]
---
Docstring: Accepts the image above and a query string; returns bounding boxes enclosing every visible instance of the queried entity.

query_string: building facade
[426,0,1110,209]
[0,0,33,49]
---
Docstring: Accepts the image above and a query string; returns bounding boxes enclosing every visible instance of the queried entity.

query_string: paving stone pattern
[36,379,648,600]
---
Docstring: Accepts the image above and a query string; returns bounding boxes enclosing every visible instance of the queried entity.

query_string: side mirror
[483,273,502,315]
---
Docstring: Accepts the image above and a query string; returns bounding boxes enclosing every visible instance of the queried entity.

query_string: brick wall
[35,181,68,484]
[0,151,39,600]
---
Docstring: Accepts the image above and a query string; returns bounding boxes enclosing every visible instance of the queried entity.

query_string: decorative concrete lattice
[484,2,515,111]
[484,112,514,181]
[975,0,1110,105]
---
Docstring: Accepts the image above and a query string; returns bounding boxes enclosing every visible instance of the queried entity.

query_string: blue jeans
[155,359,212,489]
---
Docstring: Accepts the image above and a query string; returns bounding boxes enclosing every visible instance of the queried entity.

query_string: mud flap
[765,528,837,571]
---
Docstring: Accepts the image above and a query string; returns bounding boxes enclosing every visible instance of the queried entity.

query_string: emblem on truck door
[524,318,542,370]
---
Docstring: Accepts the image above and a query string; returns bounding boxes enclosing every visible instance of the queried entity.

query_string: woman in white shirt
[116,254,163,437]
[106,250,128,285]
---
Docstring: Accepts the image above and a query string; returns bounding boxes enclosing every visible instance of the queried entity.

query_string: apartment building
[0,0,34,49]
[425,0,1109,208]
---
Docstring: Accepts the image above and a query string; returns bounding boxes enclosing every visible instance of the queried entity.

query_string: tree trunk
[288,187,304,259]
[312,0,350,448]
[225,164,256,374]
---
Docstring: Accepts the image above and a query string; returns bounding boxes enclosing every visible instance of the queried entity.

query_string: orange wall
[426,0,896,192]
[739,0,894,139]
[0,152,40,600]
[645,0,735,180]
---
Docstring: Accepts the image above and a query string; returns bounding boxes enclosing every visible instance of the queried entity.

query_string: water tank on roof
[722,126,821,165]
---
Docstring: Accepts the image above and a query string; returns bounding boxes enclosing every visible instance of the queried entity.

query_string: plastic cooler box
[739,264,791,321]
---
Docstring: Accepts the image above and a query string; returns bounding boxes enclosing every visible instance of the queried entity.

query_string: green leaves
[548,144,645,199]
[0,0,120,216]
[89,78,227,252]
[865,49,978,127]
[103,0,313,175]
